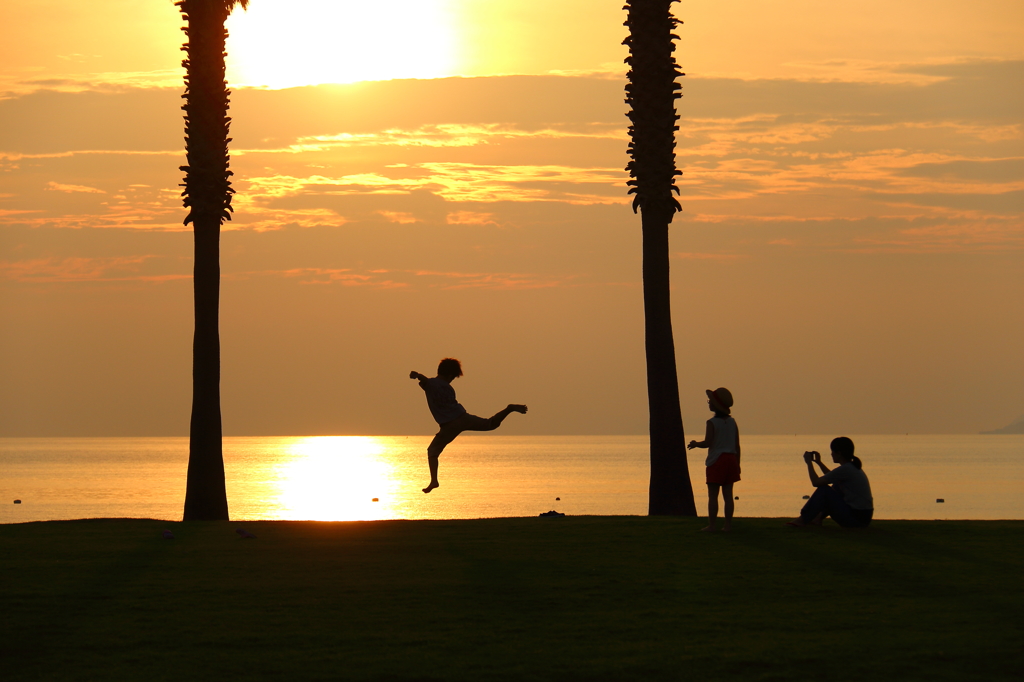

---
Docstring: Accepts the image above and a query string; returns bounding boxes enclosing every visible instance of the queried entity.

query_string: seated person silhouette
[787,437,874,528]
[410,358,527,493]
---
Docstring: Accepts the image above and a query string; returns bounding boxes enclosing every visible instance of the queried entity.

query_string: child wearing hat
[687,387,741,532]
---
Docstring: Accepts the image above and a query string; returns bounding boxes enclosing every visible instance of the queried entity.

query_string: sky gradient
[1,0,1022,436]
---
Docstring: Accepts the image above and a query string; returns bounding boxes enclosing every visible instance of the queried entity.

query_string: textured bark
[179,0,246,521]
[624,0,697,516]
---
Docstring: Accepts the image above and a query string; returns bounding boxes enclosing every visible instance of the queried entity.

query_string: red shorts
[706,453,741,485]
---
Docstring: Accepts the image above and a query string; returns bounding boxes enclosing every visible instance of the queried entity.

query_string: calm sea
[0,435,1021,523]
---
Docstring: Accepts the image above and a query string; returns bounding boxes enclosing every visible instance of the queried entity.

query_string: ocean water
[0,435,1021,523]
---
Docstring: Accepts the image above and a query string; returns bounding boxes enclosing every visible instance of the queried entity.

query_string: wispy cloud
[672,252,749,262]
[2,69,1020,252]
[0,256,188,283]
[850,217,1024,253]
[46,181,105,194]
[409,269,573,290]
[267,123,626,154]
[0,71,183,99]
[446,211,498,226]
[225,267,575,290]
[377,210,419,224]
[238,164,628,207]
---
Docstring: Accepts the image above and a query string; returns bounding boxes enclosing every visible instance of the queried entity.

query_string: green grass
[2,517,1023,681]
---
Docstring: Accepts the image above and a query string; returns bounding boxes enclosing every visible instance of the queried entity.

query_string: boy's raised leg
[488,404,528,429]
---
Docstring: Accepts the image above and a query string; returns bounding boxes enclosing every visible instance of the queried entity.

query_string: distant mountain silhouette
[981,415,1024,434]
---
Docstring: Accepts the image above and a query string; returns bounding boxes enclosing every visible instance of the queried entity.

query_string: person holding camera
[787,436,874,528]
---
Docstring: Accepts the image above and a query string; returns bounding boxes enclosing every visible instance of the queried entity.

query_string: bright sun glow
[224,0,457,88]
[275,437,397,521]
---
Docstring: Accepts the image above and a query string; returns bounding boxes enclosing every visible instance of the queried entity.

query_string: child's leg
[459,405,529,433]
[425,451,440,493]
[722,482,735,531]
[488,404,527,428]
[495,404,528,424]
[423,427,459,493]
[702,484,721,531]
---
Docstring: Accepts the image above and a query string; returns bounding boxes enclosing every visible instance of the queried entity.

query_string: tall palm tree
[624,0,697,516]
[178,0,248,521]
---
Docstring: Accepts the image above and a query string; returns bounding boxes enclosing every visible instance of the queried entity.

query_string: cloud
[270,268,409,288]
[227,266,572,290]
[2,207,187,232]
[446,211,498,226]
[0,70,184,100]
[0,256,188,283]
[377,210,418,224]
[228,207,343,233]
[238,163,628,208]
[672,252,749,261]
[409,269,572,289]
[273,123,626,154]
[2,67,1021,251]
[46,181,105,194]
[849,217,1024,253]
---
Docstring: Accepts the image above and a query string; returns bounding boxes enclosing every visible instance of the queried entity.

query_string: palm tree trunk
[184,220,227,521]
[179,0,245,521]
[625,0,697,516]
[642,205,695,515]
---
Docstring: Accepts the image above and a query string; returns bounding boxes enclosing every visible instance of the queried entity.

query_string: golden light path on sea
[273,436,399,521]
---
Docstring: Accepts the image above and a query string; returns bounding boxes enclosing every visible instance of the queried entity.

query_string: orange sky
[1,0,1022,436]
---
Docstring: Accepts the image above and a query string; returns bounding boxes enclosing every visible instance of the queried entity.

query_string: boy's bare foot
[509,404,528,414]
[699,525,717,532]
[722,525,732,533]
[422,482,439,494]
[785,518,806,527]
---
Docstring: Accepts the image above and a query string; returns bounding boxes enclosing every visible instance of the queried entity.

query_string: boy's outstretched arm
[409,371,429,387]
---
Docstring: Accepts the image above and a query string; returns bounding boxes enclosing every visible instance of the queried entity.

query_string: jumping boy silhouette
[410,358,527,493]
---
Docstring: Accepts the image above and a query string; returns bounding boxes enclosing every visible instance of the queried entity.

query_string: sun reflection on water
[274,436,397,521]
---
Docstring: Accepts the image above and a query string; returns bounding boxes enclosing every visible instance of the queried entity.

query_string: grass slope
[2,517,1023,681]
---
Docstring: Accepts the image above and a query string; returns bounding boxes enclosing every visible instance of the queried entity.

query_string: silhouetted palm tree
[624,0,697,515]
[178,0,248,521]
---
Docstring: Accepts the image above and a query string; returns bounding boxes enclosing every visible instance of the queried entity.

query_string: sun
[224,0,458,89]
[274,436,398,521]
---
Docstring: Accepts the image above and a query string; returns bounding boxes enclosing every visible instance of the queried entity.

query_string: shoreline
[6,514,1024,526]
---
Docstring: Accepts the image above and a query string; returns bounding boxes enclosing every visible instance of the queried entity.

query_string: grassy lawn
[2,516,1022,681]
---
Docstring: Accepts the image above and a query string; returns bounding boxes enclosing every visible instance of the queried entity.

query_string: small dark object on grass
[372,498,379,502]
[13,500,21,504]
[539,510,565,517]
[802,495,810,499]
[937,499,945,503]
[236,528,257,539]
[556,497,560,501]
[162,530,175,540]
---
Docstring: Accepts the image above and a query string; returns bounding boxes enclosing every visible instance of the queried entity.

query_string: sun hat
[706,387,734,413]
